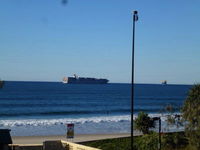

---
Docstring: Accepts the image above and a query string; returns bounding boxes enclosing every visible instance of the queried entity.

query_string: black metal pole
[159,118,161,150]
[131,11,138,150]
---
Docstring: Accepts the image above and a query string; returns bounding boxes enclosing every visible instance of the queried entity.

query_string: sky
[0,0,200,84]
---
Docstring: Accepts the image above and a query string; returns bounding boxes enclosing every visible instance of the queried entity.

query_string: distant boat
[62,74,109,84]
[161,80,167,85]
[0,79,4,88]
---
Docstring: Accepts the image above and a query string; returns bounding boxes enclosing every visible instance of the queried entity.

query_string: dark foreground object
[0,129,12,150]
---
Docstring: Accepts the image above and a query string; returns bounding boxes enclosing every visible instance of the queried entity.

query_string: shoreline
[12,133,135,144]
[12,131,185,144]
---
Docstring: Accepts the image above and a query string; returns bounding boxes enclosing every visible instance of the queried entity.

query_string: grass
[81,137,132,150]
[81,132,195,150]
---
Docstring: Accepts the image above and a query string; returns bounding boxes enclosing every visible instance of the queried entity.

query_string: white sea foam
[0,115,130,127]
[0,113,181,127]
[0,113,184,136]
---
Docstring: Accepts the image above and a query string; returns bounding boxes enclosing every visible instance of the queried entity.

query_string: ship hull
[65,77,108,84]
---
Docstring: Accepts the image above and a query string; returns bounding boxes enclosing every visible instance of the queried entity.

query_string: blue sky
[0,0,200,84]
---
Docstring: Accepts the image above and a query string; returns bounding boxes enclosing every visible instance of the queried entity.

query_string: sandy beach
[12,133,133,144]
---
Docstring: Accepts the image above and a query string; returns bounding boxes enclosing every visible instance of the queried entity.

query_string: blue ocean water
[0,81,191,136]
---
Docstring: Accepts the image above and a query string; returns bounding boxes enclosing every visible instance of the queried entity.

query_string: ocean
[0,81,191,136]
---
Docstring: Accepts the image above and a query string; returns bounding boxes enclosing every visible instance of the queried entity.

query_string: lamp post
[131,11,138,150]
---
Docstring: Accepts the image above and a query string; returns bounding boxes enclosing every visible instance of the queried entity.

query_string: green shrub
[136,132,158,150]
[162,132,188,149]
[182,84,200,149]
[135,111,155,134]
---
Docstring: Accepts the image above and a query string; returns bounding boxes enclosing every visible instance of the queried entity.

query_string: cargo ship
[63,74,109,84]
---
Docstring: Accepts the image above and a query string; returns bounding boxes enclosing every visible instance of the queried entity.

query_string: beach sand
[12,133,132,144]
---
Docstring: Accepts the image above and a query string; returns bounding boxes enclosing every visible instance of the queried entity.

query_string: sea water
[0,81,191,136]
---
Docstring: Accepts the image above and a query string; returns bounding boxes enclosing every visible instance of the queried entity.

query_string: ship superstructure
[161,80,167,85]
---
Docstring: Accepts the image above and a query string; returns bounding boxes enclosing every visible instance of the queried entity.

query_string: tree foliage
[135,111,155,134]
[162,132,188,149]
[182,84,200,149]
[164,104,183,128]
